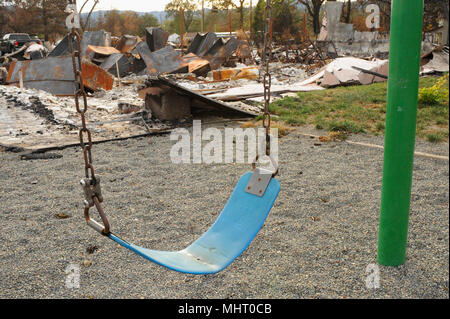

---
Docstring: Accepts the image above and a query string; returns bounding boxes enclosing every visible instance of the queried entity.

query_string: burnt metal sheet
[203,37,241,70]
[100,53,132,78]
[6,58,74,95]
[187,32,218,57]
[131,56,147,75]
[85,45,121,65]
[81,31,112,57]
[235,41,252,60]
[212,66,259,81]
[6,56,114,95]
[182,53,211,76]
[146,27,169,52]
[136,43,188,75]
[146,76,257,117]
[48,35,76,57]
[49,31,111,58]
[115,35,142,54]
[86,45,120,56]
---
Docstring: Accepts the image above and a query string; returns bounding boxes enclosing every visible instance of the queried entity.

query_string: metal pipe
[377,0,424,266]
[351,66,388,79]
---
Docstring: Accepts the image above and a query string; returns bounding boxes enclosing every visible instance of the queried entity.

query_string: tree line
[0,1,448,43]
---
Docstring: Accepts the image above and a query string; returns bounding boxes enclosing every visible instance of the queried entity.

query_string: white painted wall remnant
[318,2,389,57]
[296,57,389,88]
[317,10,328,41]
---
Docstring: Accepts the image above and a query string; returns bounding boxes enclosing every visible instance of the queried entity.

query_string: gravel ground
[0,123,448,299]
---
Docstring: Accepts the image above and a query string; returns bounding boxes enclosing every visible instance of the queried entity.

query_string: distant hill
[81,10,168,25]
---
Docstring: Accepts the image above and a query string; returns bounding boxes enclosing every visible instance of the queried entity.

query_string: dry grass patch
[240,120,295,137]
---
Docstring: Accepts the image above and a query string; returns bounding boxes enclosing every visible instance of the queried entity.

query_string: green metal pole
[377,0,424,266]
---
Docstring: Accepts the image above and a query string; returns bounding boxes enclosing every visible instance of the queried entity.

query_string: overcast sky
[77,0,349,14]
[78,0,172,13]
[77,0,254,13]
[77,0,283,13]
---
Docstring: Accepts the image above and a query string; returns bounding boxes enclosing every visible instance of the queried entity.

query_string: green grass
[266,75,449,142]
[426,131,449,143]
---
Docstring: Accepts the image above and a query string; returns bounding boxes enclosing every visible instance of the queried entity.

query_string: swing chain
[67,2,110,235]
[262,0,272,156]
[247,0,278,180]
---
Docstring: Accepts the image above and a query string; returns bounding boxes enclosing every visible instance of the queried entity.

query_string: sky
[78,0,172,13]
[77,0,264,13]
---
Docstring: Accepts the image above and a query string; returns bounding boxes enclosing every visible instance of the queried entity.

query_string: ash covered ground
[0,124,448,299]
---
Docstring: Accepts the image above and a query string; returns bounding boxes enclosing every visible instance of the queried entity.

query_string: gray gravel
[0,123,448,299]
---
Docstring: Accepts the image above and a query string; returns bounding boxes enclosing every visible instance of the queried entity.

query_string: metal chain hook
[262,0,273,156]
[249,0,277,178]
[66,1,109,235]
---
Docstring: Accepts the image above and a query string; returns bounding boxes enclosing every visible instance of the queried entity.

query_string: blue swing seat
[108,172,280,275]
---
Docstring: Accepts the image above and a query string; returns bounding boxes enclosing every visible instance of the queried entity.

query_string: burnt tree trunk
[312,6,321,35]
[239,4,244,29]
[345,0,351,24]
[42,0,49,41]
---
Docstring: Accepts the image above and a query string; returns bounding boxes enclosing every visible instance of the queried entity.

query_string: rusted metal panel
[6,58,74,94]
[81,61,114,92]
[136,43,188,75]
[6,56,114,95]
[145,27,169,52]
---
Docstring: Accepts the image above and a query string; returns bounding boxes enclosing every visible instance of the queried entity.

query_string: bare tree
[297,0,325,35]
[81,0,99,30]
[238,0,247,29]
[207,0,236,10]
[344,0,351,24]
[371,0,449,35]
[207,0,236,33]
[165,0,199,32]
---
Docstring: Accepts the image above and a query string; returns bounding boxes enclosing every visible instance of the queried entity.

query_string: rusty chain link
[67,2,110,235]
[262,0,273,156]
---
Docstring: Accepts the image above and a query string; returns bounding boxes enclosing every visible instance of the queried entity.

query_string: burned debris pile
[1,19,448,152]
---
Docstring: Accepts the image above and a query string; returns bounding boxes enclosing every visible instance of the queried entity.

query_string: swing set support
[377,0,424,266]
